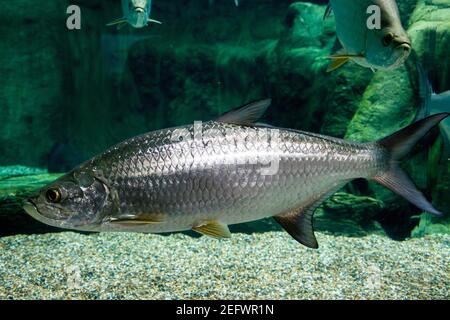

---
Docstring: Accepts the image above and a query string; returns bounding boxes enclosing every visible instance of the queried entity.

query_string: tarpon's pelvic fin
[148,18,162,25]
[274,183,347,249]
[374,113,450,216]
[106,17,128,30]
[192,220,231,239]
[216,99,272,126]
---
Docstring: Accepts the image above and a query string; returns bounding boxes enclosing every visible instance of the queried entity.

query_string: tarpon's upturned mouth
[134,7,146,14]
[385,42,411,70]
[393,41,411,51]
[23,200,62,227]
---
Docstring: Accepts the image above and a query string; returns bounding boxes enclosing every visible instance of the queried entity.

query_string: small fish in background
[107,0,162,29]
[325,0,411,72]
[417,63,450,160]
[24,100,448,249]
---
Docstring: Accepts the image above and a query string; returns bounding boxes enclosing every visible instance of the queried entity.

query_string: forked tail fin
[373,113,449,216]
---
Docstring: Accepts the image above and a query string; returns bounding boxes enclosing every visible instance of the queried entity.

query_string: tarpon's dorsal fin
[216,99,272,126]
[323,4,332,20]
[106,17,128,29]
[274,183,348,249]
[192,220,231,239]
[110,213,165,226]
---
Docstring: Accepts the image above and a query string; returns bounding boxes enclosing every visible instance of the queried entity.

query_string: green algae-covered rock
[0,1,66,167]
[408,0,450,90]
[345,66,417,142]
[316,192,385,236]
[268,2,373,137]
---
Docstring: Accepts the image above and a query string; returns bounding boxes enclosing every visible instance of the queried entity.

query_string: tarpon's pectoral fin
[148,18,162,25]
[326,53,364,72]
[323,4,332,20]
[106,17,128,30]
[216,99,272,126]
[192,220,231,239]
[274,183,348,249]
[110,213,165,226]
[326,55,350,72]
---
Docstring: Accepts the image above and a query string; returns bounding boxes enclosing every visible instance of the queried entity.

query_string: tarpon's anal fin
[106,17,128,30]
[192,220,231,239]
[148,18,162,25]
[323,4,332,20]
[274,183,347,249]
[216,99,272,126]
[110,213,165,226]
[274,207,319,249]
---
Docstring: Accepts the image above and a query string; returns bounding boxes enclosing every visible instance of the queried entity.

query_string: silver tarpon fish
[325,0,411,72]
[107,0,161,29]
[24,100,448,248]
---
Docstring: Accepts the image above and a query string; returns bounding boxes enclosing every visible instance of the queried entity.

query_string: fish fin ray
[107,17,128,28]
[326,56,350,72]
[375,113,450,216]
[192,220,231,239]
[274,183,348,249]
[373,168,443,216]
[215,99,272,126]
[216,99,271,126]
[148,18,162,25]
[378,113,449,160]
[417,62,432,120]
[323,4,332,20]
[110,213,165,226]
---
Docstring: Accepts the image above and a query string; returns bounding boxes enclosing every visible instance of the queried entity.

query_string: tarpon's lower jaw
[23,201,101,232]
[131,8,147,27]
[383,43,411,70]
[23,201,62,228]
[393,42,411,56]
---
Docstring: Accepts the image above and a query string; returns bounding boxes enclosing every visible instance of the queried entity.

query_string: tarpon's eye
[46,188,62,203]
[382,33,394,46]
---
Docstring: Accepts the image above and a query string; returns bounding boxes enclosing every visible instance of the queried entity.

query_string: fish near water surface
[107,0,161,29]
[325,0,411,72]
[24,100,448,249]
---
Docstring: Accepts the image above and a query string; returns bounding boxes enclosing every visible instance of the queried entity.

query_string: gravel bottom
[0,231,448,300]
